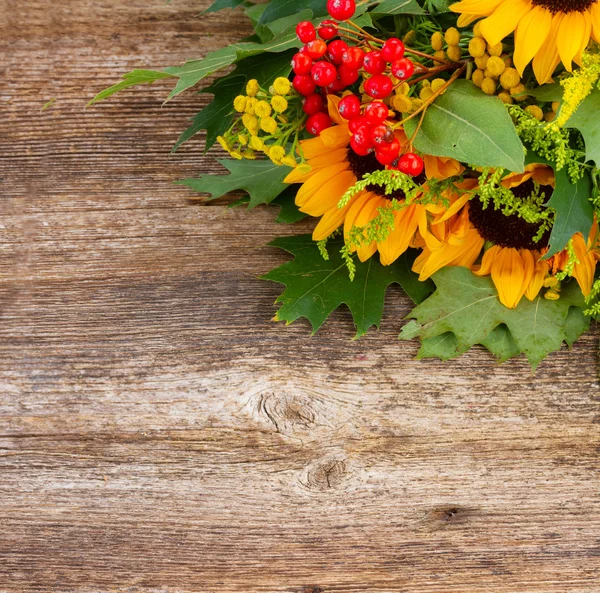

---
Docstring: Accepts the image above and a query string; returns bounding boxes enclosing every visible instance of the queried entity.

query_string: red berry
[348,115,367,133]
[296,21,316,44]
[328,77,347,92]
[398,152,424,176]
[364,101,389,125]
[375,139,401,165]
[306,39,327,59]
[364,74,393,99]
[327,40,348,64]
[311,61,337,86]
[338,94,361,120]
[371,124,393,145]
[381,37,405,62]
[338,64,359,86]
[391,58,415,81]
[326,0,356,21]
[303,93,325,115]
[306,112,333,136]
[351,122,374,150]
[350,136,372,156]
[293,74,317,96]
[318,20,338,41]
[363,51,386,75]
[342,47,364,70]
[292,52,313,75]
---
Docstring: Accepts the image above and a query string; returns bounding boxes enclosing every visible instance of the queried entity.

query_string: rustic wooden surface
[1,1,600,591]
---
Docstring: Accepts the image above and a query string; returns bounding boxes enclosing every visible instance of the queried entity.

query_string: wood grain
[1,1,600,592]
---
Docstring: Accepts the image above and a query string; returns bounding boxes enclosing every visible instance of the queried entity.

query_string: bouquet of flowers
[92,0,600,368]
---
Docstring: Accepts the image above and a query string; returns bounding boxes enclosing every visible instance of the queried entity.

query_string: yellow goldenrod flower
[238,134,248,146]
[472,68,485,88]
[420,86,434,100]
[242,149,256,160]
[230,150,243,160]
[249,136,264,151]
[499,68,521,90]
[433,50,447,62]
[444,27,460,46]
[272,77,291,95]
[487,42,503,57]
[431,31,444,51]
[271,95,288,113]
[233,95,247,112]
[281,156,297,167]
[474,53,489,70]
[469,37,487,58]
[487,56,506,78]
[431,78,447,93]
[254,100,272,118]
[395,82,410,95]
[446,45,462,62]
[242,113,259,134]
[260,116,278,134]
[481,77,497,95]
[244,97,257,115]
[392,93,412,112]
[525,105,544,121]
[268,145,285,164]
[216,135,231,152]
[498,92,513,104]
[246,79,259,97]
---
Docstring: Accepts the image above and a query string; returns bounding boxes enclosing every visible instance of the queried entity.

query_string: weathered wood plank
[1,1,600,592]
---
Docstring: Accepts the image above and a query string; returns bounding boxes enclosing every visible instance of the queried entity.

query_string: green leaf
[173,73,244,153]
[173,50,294,153]
[544,168,593,258]
[204,0,246,13]
[417,333,461,361]
[178,159,292,208]
[564,306,590,347]
[88,70,172,106]
[565,88,600,166]
[524,83,563,103]
[400,266,588,368]
[258,0,326,26]
[271,187,308,223]
[263,236,432,337]
[371,0,425,15]
[404,80,525,172]
[164,32,301,99]
[480,325,520,362]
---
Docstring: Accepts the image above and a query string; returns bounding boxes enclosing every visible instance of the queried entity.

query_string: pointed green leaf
[564,306,590,347]
[271,187,308,223]
[417,333,461,361]
[178,159,292,208]
[263,236,433,337]
[544,168,593,258]
[204,0,246,13]
[88,70,173,106]
[258,0,326,25]
[371,0,425,14]
[480,325,520,362]
[404,80,525,172]
[400,266,588,368]
[565,88,600,166]
[521,83,563,103]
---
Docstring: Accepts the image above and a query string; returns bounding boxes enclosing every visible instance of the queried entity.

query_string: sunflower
[450,0,600,84]
[285,96,464,266]
[412,164,599,308]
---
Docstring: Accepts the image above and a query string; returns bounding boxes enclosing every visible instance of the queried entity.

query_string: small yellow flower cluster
[391,81,420,113]
[469,23,527,104]
[218,77,298,165]
[431,27,462,63]
[419,78,447,102]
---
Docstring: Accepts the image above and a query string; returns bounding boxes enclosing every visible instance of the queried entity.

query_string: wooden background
[1,1,600,591]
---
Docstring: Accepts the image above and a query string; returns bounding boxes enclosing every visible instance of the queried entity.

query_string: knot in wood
[258,392,316,434]
[302,456,347,491]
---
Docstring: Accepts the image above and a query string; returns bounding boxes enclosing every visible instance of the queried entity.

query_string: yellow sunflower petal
[423,155,465,180]
[295,162,349,208]
[473,244,500,276]
[326,95,345,125]
[377,204,421,266]
[320,123,351,148]
[457,13,482,27]
[312,198,357,242]
[556,11,588,72]
[591,1,600,43]
[513,5,552,76]
[524,252,548,301]
[352,195,384,262]
[300,170,356,216]
[450,0,503,17]
[571,233,597,296]
[532,14,563,84]
[479,0,532,47]
[490,247,527,309]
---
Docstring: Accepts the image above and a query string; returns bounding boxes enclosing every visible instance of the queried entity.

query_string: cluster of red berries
[337,93,424,175]
[293,0,416,137]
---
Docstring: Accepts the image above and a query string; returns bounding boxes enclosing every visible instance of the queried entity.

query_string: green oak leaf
[480,325,521,362]
[525,152,594,259]
[87,70,172,106]
[565,88,600,166]
[263,236,433,337]
[417,333,461,361]
[522,83,563,103]
[564,306,591,347]
[371,0,425,14]
[404,80,525,172]
[178,159,292,208]
[229,186,308,223]
[258,0,327,26]
[400,266,588,368]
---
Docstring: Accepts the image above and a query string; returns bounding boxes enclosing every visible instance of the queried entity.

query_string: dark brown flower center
[469,179,551,250]
[346,148,425,199]
[532,0,596,13]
